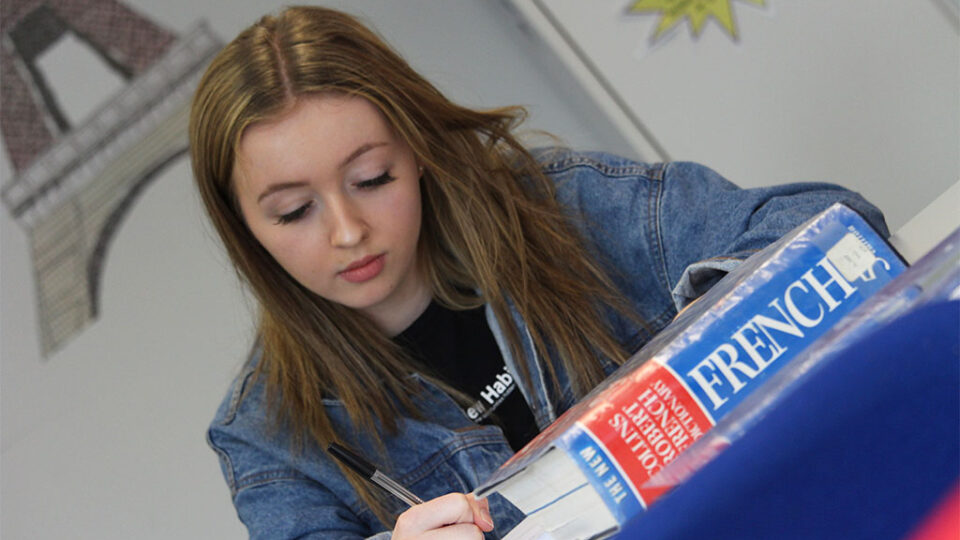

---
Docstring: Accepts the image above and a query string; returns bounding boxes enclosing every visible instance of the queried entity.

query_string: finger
[419,523,484,540]
[468,495,494,532]
[394,493,477,535]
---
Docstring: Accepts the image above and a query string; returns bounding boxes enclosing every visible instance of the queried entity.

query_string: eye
[275,201,313,225]
[355,172,396,190]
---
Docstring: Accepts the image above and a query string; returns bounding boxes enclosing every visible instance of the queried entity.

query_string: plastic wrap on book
[643,226,960,493]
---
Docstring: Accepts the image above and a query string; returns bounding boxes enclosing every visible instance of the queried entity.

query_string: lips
[339,254,385,283]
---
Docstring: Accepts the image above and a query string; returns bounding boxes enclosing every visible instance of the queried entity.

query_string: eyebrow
[256,141,389,203]
[257,181,309,203]
[339,141,388,169]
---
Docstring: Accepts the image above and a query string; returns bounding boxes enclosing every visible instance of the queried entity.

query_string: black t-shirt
[395,302,540,452]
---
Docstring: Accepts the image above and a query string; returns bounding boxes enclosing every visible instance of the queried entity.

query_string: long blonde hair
[190,5,638,526]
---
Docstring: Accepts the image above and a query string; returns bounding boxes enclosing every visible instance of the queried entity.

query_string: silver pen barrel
[371,470,424,506]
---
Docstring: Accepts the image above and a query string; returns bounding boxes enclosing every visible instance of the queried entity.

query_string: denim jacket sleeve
[207,360,390,540]
[538,149,889,320]
[208,352,523,539]
[657,161,889,308]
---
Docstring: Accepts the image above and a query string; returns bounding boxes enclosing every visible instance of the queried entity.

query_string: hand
[393,493,495,539]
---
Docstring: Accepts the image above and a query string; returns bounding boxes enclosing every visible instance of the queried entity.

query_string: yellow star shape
[629,0,765,42]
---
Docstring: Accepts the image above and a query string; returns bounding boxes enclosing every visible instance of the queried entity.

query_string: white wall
[0,2,630,538]
[512,0,959,233]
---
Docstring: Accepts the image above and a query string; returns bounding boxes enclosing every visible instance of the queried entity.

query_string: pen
[327,443,425,507]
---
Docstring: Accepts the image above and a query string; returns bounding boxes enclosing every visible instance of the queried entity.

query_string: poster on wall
[0,0,222,357]
[628,0,767,46]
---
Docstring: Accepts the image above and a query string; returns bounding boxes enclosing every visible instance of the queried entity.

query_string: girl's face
[233,94,429,334]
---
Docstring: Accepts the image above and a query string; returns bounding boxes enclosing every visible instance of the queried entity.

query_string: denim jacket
[207,149,888,539]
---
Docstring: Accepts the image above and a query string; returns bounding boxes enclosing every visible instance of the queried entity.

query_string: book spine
[558,361,714,522]
[559,207,906,524]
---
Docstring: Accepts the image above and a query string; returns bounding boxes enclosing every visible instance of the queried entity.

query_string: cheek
[248,223,328,280]
[387,185,423,242]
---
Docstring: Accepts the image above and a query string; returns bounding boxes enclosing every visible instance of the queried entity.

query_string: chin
[341,288,392,312]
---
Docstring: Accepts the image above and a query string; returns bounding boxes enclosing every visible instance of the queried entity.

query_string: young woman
[191,6,888,539]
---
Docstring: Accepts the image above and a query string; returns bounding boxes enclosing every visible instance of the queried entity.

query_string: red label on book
[578,361,714,506]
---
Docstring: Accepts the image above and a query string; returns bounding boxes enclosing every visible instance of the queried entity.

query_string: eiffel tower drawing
[1,0,221,356]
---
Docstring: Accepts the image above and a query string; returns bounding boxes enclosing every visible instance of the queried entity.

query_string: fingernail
[480,506,494,529]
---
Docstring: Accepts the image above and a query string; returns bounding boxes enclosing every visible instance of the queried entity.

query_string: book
[475,203,907,540]
[640,225,959,498]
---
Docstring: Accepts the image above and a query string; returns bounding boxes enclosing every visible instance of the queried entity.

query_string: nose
[327,197,368,248]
